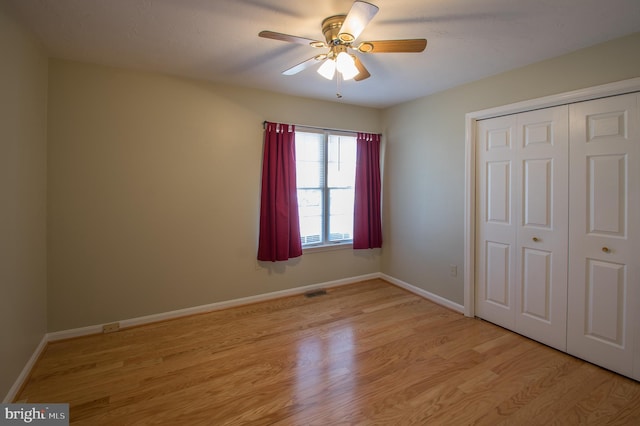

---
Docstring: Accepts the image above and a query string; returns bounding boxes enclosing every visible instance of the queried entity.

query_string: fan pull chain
[336,72,343,98]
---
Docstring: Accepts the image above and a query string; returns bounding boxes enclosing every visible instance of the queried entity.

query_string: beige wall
[0,3,48,400]
[381,32,640,305]
[47,60,382,331]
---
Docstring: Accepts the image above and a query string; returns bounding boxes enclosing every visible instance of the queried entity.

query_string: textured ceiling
[7,0,640,108]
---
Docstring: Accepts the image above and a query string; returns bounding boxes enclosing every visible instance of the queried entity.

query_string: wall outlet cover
[102,322,120,333]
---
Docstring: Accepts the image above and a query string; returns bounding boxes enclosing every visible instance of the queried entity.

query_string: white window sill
[302,242,353,254]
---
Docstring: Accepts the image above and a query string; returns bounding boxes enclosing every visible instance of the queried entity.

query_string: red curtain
[353,132,382,249]
[257,122,303,261]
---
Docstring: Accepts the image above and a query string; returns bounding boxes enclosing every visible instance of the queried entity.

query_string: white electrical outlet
[450,265,457,277]
[102,322,120,333]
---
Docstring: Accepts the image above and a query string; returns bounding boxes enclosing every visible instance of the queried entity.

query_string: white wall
[381,32,640,304]
[47,60,382,331]
[0,3,48,400]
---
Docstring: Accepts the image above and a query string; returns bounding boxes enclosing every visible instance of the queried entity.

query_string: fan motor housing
[322,15,346,45]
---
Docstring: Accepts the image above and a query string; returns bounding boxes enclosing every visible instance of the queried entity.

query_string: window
[295,130,357,247]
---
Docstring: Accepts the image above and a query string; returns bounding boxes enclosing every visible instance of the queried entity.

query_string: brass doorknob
[532,237,540,242]
[602,247,610,253]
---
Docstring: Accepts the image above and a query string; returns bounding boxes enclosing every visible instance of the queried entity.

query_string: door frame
[463,77,640,317]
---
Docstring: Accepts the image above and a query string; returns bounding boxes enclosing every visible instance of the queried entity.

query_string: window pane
[329,188,354,242]
[327,135,356,188]
[295,131,356,247]
[296,132,324,188]
[297,188,323,245]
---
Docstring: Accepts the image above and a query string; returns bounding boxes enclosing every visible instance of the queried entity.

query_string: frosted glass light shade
[317,59,336,80]
[336,52,359,80]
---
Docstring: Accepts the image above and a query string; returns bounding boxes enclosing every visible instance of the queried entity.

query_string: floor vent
[304,289,327,298]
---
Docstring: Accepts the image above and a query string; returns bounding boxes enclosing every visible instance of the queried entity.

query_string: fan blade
[282,54,328,75]
[353,56,370,81]
[259,30,326,48]
[338,1,379,43]
[356,39,427,53]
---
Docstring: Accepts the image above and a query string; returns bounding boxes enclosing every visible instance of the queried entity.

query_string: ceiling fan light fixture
[260,1,427,87]
[336,52,359,80]
[317,59,336,80]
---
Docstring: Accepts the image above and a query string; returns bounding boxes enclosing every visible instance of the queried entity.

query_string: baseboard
[119,273,382,329]
[48,273,382,342]
[3,334,48,403]
[381,273,465,314]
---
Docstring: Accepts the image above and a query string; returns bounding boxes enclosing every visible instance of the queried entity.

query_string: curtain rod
[262,121,381,136]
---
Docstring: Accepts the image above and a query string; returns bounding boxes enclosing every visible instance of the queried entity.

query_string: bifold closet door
[476,115,518,331]
[476,106,569,351]
[567,93,639,380]
[514,107,569,351]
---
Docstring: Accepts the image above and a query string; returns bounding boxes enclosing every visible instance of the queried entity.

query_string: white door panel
[485,241,511,307]
[476,106,569,351]
[588,154,626,236]
[521,248,552,321]
[515,106,569,351]
[523,159,551,228]
[487,161,512,224]
[476,116,517,329]
[568,93,639,378]
[584,259,626,345]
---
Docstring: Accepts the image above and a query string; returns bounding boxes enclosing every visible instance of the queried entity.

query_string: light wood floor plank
[16,279,640,425]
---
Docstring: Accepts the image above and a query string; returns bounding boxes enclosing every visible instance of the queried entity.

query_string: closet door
[567,93,639,379]
[476,116,517,330]
[515,107,569,351]
[476,106,568,351]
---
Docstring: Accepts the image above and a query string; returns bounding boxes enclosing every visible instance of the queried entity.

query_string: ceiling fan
[259,0,427,85]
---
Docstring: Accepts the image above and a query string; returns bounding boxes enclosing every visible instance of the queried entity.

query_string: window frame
[295,128,357,250]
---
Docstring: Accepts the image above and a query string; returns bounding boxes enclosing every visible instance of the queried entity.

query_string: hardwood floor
[17,279,640,425]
